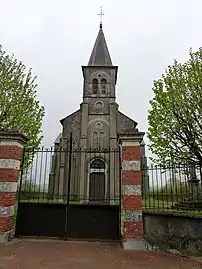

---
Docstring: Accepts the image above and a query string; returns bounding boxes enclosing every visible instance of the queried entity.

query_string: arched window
[88,158,107,202]
[101,78,107,94]
[92,78,98,94]
[99,131,105,138]
[90,159,105,169]
[99,132,105,148]
[92,131,98,148]
[95,101,103,113]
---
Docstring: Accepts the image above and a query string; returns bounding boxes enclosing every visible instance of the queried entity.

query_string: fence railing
[18,145,121,205]
[142,164,202,215]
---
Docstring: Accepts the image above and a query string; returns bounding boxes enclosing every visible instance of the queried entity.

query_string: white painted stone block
[0,229,14,243]
[122,141,140,146]
[123,239,146,250]
[0,206,14,217]
[122,160,140,171]
[0,182,18,192]
[0,159,21,170]
[123,210,143,221]
[123,184,141,196]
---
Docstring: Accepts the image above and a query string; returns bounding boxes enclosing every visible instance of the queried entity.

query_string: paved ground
[0,240,202,269]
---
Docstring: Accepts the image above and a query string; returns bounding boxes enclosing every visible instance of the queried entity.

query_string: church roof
[54,133,62,144]
[88,24,113,66]
[60,109,80,125]
[118,111,138,127]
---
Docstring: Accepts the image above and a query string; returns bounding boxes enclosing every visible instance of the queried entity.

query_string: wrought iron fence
[18,144,121,205]
[142,164,202,214]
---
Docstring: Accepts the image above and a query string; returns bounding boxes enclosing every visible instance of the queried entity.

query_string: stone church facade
[48,24,147,202]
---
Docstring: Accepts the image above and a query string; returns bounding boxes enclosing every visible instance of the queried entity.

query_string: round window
[96,122,102,129]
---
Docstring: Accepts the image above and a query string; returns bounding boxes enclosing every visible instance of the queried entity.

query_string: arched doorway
[89,159,106,202]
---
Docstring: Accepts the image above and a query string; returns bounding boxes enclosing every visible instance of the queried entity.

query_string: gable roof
[60,109,80,125]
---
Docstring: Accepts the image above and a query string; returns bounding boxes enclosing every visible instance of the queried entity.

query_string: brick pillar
[0,130,28,243]
[119,132,145,250]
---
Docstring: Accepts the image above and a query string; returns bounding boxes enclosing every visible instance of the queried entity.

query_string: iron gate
[15,135,121,241]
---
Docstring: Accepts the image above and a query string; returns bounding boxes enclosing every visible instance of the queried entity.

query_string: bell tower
[80,19,118,151]
[79,15,120,201]
[82,24,118,103]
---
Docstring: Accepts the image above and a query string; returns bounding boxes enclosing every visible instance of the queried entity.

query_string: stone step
[171,203,202,210]
[179,201,202,206]
[180,203,202,208]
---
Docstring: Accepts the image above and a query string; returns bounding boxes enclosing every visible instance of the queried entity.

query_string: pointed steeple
[88,24,113,66]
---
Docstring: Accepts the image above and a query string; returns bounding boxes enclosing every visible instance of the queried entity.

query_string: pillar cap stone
[0,129,29,145]
[118,132,145,144]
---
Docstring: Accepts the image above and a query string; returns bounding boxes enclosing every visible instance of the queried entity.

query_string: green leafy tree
[148,48,202,165]
[0,45,45,150]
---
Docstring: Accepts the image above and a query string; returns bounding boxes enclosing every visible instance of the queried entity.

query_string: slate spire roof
[88,24,113,66]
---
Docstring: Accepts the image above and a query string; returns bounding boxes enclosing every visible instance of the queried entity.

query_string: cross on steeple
[97,6,104,28]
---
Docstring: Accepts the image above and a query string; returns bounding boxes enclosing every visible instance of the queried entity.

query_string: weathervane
[97,6,104,28]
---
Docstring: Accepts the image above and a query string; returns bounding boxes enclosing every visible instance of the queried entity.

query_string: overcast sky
[1,0,202,151]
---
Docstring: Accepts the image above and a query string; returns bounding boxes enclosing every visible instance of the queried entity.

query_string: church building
[48,23,147,202]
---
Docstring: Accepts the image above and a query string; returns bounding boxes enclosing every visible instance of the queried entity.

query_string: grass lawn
[143,198,174,209]
[142,198,202,216]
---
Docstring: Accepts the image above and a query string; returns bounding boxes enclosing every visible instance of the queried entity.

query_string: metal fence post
[64,133,73,240]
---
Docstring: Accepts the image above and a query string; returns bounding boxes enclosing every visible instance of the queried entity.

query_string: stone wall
[144,211,202,256]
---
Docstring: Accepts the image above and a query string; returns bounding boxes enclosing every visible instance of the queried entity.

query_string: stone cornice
[0,130,29,145]
[118,131,145,144]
